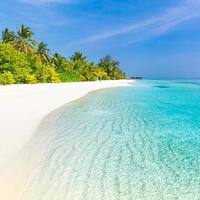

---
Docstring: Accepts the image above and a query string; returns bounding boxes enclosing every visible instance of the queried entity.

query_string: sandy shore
[0,80,134,166]
[0,80,134,199]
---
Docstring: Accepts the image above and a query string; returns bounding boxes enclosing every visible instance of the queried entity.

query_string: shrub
[35,65,49,83]
[47,67,61,83]
[0,71,15,85]
[0,43,31,74]
[102,75,111,80]
[59,71,81,82]
[25,74,37,84]
[14,66,32,83]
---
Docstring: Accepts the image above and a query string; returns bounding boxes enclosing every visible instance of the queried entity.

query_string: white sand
[0,80,134,167]
[0,80,134,200]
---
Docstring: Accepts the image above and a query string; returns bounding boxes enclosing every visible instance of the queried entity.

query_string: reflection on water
[22,80,200,200]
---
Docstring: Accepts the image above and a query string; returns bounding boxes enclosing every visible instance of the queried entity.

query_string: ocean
[23,80,200,200]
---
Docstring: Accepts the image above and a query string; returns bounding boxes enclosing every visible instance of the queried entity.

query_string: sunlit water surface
[22,80,200,200]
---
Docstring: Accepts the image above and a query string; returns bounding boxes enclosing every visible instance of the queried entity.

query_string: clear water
[23,80,200,200]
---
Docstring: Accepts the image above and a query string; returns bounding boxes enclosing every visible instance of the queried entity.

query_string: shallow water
[23,80,200,200]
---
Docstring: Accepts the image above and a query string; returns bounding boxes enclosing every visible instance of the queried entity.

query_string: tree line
[0,25,127,85]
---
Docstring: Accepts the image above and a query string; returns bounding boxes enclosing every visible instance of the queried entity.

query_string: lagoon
[23,80,200,200]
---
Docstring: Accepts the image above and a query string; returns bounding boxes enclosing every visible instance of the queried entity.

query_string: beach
[0,80,199,200]
[0,80,134,200]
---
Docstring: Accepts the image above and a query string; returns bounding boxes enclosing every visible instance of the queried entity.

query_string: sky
[0,0,200,78]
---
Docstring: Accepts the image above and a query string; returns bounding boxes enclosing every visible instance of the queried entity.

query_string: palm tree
[14,25,37,55]
[70,52,86,62]
[98,55,120,79]
[52,53,65,70]
[37,42,51,65]
[92,67,107,81]
[1,28,16,43]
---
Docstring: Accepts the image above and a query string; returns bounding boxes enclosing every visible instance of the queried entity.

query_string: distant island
[130,76,143,79]
[0,25,127,85]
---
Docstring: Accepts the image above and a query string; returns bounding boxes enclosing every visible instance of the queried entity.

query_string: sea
[22,80,200,200]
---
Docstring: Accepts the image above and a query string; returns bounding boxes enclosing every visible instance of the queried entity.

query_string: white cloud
[83,0,200,44]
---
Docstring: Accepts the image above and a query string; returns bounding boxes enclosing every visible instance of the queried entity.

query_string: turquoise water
[23,80,200,200]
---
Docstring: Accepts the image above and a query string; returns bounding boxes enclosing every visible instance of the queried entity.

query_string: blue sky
[1,0,200,78]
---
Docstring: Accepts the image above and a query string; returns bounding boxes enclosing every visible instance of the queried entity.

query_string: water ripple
[22,81,200,200]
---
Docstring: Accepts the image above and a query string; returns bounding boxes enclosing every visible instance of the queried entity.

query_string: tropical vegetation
[0,25,127,85]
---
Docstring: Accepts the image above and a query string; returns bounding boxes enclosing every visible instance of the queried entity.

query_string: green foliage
[102,75,111,80]
[1,28,16,43]
[25,74,37,84]
[0,43,29,73]
[37,42,51,65]
[98,55,127,79]
[35,65,50,83]
[0,42,33,84]
[59,71,82,82]
[0,25,127,85]
[52,53,72,72]
[14,25,37,55]
[0,71,15,85]
[32,56,61,83]
[47,67,61,83]
[70,52,86,62]
[92,67,107,80]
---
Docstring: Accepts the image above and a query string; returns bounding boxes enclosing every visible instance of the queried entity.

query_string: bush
[0,42,34,84]
[81,73,98,81]
[0,71,15,85]
[0,43,31,74]
[59,71,82,82]
[35,65,49,83]
[102,75,111,80]
[25,74,37,84]
[14,66,32,83]
[47,67,61,83]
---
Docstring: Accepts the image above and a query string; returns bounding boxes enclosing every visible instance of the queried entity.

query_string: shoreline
[0,80,134,166]
[0,80,134,200]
